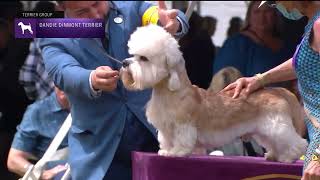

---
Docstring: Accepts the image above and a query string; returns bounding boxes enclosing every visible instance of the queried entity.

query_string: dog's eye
[140,56,149,62]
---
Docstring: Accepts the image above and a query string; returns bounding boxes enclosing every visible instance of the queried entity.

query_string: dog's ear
[166,48,182,69]
[165,38,183,91]
[168,70,181,91]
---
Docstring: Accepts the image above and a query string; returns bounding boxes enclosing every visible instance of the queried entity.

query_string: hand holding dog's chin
[222,77,262,99]
[91,66,119,92]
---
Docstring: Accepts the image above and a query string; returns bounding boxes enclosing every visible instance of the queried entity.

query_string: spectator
[201,16,217,38]
[179,12,215,89]
[213,1,297,83]
[226,16,243,38]
[7,87,69,179]
[201,16,218,58]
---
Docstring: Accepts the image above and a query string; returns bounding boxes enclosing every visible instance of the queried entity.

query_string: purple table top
[132,152,303,180]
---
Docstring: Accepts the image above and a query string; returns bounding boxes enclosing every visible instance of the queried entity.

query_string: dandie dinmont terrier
[120,24,307,163]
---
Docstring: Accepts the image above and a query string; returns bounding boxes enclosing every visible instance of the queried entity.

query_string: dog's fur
[120,25,307,162]
[18,22,33,35]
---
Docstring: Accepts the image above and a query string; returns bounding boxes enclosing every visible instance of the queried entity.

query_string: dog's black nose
[123,59,132,68]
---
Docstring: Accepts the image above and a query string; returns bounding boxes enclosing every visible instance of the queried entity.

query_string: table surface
[132,152,303,180]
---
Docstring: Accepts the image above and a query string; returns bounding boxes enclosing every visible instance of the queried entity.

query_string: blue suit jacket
[39,1,189,180]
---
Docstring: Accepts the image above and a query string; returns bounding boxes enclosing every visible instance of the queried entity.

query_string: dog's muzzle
[123,59,133,68]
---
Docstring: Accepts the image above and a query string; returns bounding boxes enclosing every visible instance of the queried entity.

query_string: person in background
[202,16,217,38]
[39,1,189,179]
[226,16,243,39]
[179,12,215,89]
[222,2,320,179]
[201,15,218,55]
[213,1,297,79]
[7,87,69,180]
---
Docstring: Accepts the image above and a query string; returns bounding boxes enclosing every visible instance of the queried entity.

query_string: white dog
[120,25,307,163]
[18,22,33,34]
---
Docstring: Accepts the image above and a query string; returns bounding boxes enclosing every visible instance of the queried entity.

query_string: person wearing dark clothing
[179,12,215,89]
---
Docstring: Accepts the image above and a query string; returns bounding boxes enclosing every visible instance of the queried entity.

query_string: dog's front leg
[157,130,173,156]
[167,123,197,157]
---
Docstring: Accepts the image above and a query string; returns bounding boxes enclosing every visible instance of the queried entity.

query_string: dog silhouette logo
[18,22,33,34]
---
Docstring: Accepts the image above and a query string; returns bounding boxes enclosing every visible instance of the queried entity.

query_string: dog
[120,24,307,163]
[18,22,33,34]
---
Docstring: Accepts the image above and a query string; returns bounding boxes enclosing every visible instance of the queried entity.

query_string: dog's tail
[273,88,306,137]
[208,66,242,93]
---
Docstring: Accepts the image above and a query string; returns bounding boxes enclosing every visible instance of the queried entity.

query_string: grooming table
[132,152,303,180]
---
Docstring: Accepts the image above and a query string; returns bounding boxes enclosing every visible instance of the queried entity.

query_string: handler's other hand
[91,66,119,92]
[40,165,67,180]
[221,76,261,99]
[158,1,180,35]
[302,160,320,180]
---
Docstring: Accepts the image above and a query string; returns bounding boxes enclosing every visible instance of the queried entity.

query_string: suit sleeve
[38,38,95,99]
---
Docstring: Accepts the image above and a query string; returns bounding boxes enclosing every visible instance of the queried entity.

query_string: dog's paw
[264,152,276,161]
[277,155,295,163]
[167,148,191,157]
[158,149,170,156]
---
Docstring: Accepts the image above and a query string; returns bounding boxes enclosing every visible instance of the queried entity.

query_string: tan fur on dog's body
[120,25,307,162]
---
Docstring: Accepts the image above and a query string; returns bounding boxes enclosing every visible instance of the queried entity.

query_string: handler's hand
[40,165,67,180]
[222,76,261,99]
[91,66,119,92]
[302,160,320,180]
[158,1,180,35]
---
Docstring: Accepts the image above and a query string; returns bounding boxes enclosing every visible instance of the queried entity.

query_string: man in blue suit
[39,1,189,180]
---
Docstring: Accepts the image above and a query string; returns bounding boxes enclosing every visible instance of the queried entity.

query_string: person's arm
[223,58,296,98]
[7,148,35,176]
[7,148,67,179]
[258,58,296,86]
[39,38,118,99]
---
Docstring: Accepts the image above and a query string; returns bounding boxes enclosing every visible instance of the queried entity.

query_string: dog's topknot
[127,24,181,59]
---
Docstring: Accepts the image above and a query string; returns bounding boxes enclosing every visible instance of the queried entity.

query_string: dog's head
[120,24,183,91]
